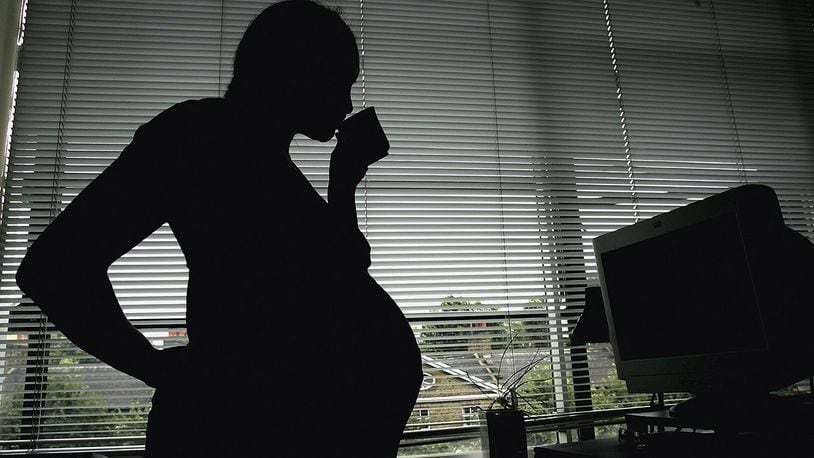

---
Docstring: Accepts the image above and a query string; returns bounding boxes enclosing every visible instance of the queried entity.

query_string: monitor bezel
[593,185,783,394]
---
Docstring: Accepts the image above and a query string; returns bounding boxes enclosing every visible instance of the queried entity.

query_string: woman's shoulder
[120,98,233,181]
[143,98,230,137]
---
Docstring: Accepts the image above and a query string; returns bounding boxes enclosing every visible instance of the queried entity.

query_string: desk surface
[534,438,626,458]
[536,396,814,457]
[534,433,813,458]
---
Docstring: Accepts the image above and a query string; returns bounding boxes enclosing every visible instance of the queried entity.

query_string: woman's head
[227,0,359,141]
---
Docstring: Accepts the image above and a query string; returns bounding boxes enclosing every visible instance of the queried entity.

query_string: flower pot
[479,409,527,458]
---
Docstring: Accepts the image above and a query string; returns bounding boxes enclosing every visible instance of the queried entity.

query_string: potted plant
[477,334,549,458]
[479,388,528,458]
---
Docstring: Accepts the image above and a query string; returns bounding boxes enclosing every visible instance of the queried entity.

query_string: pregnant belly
[185,268,419,378]
[331,271,422,402]
[342,272,414,342]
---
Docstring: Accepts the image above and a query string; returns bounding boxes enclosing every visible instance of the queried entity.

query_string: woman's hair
[226,0,359,100]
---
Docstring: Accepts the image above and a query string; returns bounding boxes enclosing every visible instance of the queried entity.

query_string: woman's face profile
[293,59,358,143]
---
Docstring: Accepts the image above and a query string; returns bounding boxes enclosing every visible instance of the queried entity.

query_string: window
[0,0,812,453]
[409,408,431,431]
[461,406,479,426]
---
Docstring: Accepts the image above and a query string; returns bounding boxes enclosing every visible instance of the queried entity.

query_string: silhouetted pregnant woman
[15,1,422,456]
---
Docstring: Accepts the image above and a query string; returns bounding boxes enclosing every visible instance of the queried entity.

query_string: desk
[533,438,626,458]
[536,395,814,457]
[534,433,812,458]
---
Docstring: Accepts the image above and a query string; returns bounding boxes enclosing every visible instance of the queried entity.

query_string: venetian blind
[1,0,225,452]
[572,0,814,416]
[573,0,814,419]
[0,0,812,454]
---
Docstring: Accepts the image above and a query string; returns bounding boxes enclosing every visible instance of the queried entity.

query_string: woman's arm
[328,107,391,266]
[328,164,363,227]
[16,120,183,388]
[328,140,373,268]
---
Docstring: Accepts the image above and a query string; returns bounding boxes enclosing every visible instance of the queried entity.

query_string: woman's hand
[329,107,389,197]
[328,141,370,198]
[147,345,194,389]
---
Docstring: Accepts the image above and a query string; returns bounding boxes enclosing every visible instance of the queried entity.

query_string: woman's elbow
[17,246,51,299]
[15,243,74,303]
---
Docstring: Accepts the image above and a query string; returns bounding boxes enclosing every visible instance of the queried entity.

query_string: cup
[337,106,390,165]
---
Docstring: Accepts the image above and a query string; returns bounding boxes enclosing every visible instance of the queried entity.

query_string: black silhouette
[15,1,422,456]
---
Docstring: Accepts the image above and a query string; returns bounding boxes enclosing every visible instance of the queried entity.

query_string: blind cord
[710,0,747,184]
[603,0,640,222]
[30,0,78,451]
[218,0,225,96]
[51,1,75,222]
[485,0,516,381]
[359,0,369,238]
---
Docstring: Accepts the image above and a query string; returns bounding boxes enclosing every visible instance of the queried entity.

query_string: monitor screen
[600,212,766,362]
[594,184,814,395]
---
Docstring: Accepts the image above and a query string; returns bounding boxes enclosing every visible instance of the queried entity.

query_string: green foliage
[42,368,149,447]
[419,297,501,353]
[419,296,549,356]
[513,298,549,347]
[589,373,648,410]
[513,363,559,414]
[0,336,149,449]
[526,431,558,447]
[0,387,24,446]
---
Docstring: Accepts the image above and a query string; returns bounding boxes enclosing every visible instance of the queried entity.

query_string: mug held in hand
[337,107,390,166]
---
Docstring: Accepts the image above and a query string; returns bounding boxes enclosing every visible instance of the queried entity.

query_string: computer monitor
[594,184,814,398]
